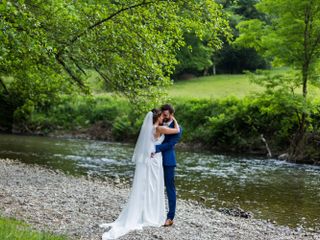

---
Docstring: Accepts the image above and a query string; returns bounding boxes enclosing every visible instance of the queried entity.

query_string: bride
[100,109,180,239]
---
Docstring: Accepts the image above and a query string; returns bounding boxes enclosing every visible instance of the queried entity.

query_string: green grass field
[0,216,67,240]
[4,68,320,100]
[168,74,263,99]
[168,69,320,99]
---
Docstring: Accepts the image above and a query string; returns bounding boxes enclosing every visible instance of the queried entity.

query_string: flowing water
[0,133,319,230]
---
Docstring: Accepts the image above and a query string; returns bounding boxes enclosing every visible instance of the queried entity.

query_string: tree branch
[260,134,272,158]
[94,66,132,94]
[57,0,160,58]
[69,56,87,75]
[94,66,113,86]
[55,54,85,88]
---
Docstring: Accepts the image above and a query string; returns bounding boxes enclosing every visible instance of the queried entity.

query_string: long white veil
[132,111,155,164]
[100,111,165,240]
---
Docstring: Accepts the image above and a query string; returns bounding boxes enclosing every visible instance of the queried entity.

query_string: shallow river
[0,133,319,230]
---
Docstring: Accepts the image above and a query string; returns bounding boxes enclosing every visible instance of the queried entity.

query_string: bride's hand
[172,116,179,124]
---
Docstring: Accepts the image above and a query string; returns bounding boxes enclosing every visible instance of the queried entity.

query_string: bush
[28,94,131,130]
[174,93,308,153]
[26,93,320,158]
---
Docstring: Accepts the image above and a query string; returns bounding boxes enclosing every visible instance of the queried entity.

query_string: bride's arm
[157,117,180,135]
[155,128,183,153]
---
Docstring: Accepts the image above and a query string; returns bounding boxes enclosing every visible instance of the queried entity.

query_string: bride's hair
[151,108,161,124]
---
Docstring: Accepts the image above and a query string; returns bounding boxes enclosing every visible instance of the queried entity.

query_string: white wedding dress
[100,112,166,239]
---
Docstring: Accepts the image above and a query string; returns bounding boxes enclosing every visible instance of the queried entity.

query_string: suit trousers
[163,166,176,220]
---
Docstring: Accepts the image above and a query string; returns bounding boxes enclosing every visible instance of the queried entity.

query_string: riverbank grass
[0,216,67,240]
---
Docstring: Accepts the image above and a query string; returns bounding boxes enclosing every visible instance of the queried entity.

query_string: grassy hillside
[85,70,262,98]
[5,68,319,100]
[168,74,262,99]
[168,70,320,99]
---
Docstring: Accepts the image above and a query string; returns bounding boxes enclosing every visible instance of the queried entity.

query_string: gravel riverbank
[0,158,319,240]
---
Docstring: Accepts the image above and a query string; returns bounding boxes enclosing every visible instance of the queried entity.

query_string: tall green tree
[215,0,269,74]
[174,0,266,77]
[0,0,229,130]
[235,0,320,161]
[174,33,215,77]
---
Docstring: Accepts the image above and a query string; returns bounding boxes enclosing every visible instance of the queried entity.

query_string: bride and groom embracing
[100,104,183,239]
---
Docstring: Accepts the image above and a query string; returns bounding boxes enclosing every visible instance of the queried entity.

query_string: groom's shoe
[163,219,174,227]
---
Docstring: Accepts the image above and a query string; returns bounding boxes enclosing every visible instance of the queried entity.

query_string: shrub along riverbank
[9,93,320,165]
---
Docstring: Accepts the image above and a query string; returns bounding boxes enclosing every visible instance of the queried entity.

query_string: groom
[155,104,182,227]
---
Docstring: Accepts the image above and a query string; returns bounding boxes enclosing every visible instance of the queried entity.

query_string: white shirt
[165,120,173,127]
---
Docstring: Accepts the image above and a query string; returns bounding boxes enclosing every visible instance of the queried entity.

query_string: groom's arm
[155,140,177,153]
[155,129,182,153]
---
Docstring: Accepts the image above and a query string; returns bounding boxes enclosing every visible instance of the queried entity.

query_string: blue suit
[155,121,182,220]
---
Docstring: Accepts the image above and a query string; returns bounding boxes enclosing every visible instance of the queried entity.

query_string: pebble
[0,158,319,240]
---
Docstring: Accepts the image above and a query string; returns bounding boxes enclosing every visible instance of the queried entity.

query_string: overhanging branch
[57,0,160,58]
[54,0,163,86]
[69,56,87,75]
[55,54,85,88]
[94,66,113,86]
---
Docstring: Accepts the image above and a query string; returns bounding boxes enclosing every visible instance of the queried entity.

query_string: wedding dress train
[100,112,166,239]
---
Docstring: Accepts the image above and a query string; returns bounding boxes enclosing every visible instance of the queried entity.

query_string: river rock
[278,153,289,160]
[218,207,253,218]
[0,158,319,240]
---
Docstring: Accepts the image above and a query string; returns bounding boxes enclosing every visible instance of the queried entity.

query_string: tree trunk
[288,4,311,162]
[288,66,309,162]
[203,67,208,76]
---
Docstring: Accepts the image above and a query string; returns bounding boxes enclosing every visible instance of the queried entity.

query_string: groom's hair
[161,104,175,114]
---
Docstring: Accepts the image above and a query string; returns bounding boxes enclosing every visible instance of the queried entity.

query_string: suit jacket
[155,121,183,166]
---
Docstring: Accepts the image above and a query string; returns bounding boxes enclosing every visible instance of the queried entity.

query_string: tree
[0,0,229,130]
[174,0,267,76]
[213,0,269,74]
[174,33,215,77]
[235,0,320,161]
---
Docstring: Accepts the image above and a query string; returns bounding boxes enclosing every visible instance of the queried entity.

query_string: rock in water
[218,207,253,219]
[278,153,289,160]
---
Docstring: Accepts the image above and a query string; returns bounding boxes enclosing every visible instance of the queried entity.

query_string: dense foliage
[25,94,320,164]
[1,1,320,164]
[235,0,320,161]
[214,0,270,74]
[174,33,215,77]
[236,0,320,96]
[0,0,229,129]
[174,0,269,76]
